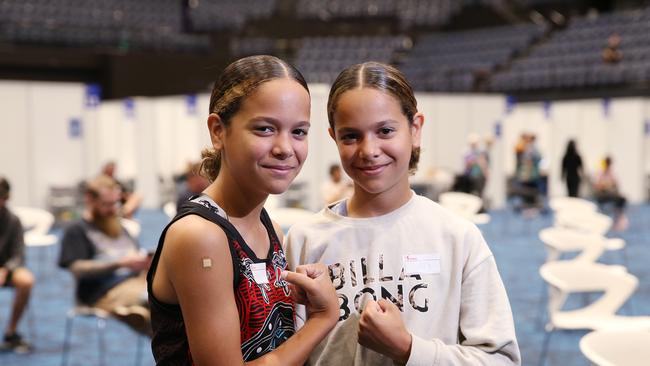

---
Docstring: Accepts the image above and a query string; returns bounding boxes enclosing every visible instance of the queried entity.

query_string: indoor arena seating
[491,6,650,91]
[400,23,547,92]
[295,0,462,28]
[293,35,411,84]
[186,0,276,32]
[0,0,211,52]
[230,37,278,59]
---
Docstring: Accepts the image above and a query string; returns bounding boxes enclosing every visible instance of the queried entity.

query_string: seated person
[175,162,209,212]
[59,175,151,335]
[320,164,352,206]
[99,161,142,219]
[602,33,623,64]
[593,156,628,231]
[0,177,34,353]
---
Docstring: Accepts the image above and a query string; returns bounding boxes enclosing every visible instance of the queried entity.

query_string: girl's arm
[163,216,338,366]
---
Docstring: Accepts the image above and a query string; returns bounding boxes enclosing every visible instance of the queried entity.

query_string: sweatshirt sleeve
[406,227,521,366]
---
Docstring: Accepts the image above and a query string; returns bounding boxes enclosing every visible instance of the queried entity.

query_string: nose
[271,133,294,159]
[359,135,379,159]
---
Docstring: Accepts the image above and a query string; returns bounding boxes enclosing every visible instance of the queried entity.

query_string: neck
[347,180,412,218]
[204,170,267,222]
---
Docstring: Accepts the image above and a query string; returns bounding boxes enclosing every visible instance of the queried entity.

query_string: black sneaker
[3,333,32,354]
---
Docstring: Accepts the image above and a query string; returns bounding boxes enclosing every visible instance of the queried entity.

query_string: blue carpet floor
[2,203,649,366]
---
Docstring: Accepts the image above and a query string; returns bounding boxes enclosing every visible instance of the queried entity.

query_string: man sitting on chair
[59,175,150,336]
[0,177,34,353]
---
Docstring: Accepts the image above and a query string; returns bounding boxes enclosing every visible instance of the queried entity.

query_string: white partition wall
[416,93,507,208]
[0,82,31,206]
[503,98,647,203]
[0,81,85,208]
[2,79,648,209]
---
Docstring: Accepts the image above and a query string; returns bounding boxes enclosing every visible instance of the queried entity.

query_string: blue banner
[85,84,102,108]
[505,95,516,115]
[186,94,197,116]
[494,121,502,137]
[124,98,135,119]
[69,118,82,138]
[543,100,552,120]
[602,98,611,118]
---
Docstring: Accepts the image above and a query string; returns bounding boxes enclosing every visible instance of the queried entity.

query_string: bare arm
[162,216,338,366]
[69,253,147,279]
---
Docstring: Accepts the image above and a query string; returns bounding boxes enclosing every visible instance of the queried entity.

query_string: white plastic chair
[555,210,612,236]
[12,206,58,247]
[580,329,650,366]
[549,196,598,214]
[555,210,625,251]
[537,261,650,366]
[12,206,58,277]
[438,191,490,225]
[538,227,614,263]
[120,218,141,239]
[162,201,176,220]
[264,207,314,233]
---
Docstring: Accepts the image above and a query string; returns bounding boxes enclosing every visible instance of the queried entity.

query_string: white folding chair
[580,329,650,366]
[554,210,627,264]
[162,201,176,220]
[537,261,650,366]
[12,206,58,277]
[549,196,598,214]
[538,227,613,263]
[120,218,141,239]
[438,191,490,225]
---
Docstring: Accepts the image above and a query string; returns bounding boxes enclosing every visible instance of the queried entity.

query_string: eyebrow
[336,119,400,133]
[248,116,310,127]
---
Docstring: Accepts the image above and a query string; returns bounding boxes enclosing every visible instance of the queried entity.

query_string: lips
[355,163,389,176]
[261,164,295,176]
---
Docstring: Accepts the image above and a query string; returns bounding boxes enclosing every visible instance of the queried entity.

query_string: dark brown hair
[327,62,420,172]
[0,177,10,199]
[200,55,309,181]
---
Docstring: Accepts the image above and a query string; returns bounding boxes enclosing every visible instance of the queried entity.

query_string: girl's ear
[410,112,425,148]
[207,113,225,150]
[328,127,336,141]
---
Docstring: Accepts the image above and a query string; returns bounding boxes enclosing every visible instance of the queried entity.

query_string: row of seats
[0,0,210,52]
[293,35,410,84]
[296,0,462,28]
[400,23,546,92]
[491,6,650,91]
[536,197,650,366]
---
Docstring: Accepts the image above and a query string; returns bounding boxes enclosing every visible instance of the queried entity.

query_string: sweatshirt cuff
[405,333,439,366]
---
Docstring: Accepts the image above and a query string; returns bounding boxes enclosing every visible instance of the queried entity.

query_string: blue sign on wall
[186,94,197,116]
[494,121,502,137]
[69,118,82,138]
[85,84,101,108]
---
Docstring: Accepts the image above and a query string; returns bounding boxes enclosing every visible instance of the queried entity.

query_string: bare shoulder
[162,215,231,276]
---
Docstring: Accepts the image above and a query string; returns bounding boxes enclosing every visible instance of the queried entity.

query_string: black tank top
[147,197,295,365]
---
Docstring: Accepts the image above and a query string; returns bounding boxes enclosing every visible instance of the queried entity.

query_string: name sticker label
[251,262,269,284]
[403,253,441,275]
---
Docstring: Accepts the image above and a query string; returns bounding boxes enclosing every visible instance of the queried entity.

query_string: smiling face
[329,87,422,200]
[210,78,311,196]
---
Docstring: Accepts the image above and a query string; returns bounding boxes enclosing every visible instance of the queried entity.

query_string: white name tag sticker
[250,262,269,284]
[403,253,441,275]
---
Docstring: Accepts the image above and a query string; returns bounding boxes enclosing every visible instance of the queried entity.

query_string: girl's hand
[281,263,338,324]
[358,299,412,364]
